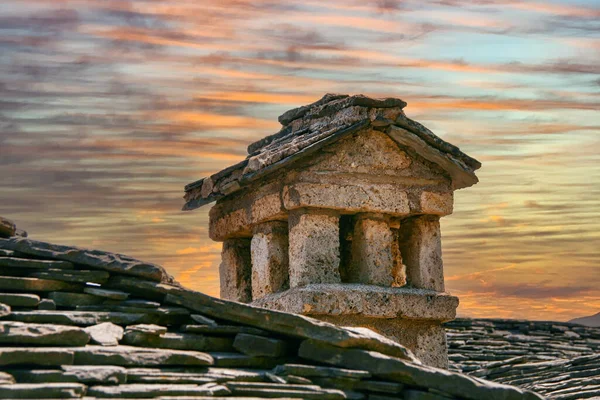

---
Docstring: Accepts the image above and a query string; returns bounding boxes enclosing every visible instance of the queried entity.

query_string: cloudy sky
[1,0,598,321]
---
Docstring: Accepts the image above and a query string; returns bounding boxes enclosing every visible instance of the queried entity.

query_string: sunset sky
[1,0,598,321]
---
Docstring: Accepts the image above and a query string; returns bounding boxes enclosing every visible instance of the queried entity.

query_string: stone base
[317,315,448,368]
[252,284,457,368]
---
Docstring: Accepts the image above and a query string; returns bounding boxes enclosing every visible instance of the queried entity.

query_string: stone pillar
[288,209,341,288]
[399,215,445,292]
[349,214,395,286]
[251,221,289,300]
[219,238,252,302]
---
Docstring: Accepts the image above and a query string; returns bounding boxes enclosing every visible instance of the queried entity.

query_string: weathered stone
[209,352,284,369]
[31,268,110,284]
[404,389,454,400]
[251,221,289,300]
[181,324,267,336]
[355,379,405,394]
[106,275,184,300]
[49,291,104,306]
[233,333,290,357]
[0,217,16,238]
[84,286,129,300]
[126,367,263,384]
[85,322,124,346]
[190,314,218,326]
[387,125,478,190]
[299,340,543,400]
[87,382,230,398]
[219,238,252,302]
[273,364,371,379]
[283,183,410,216]
[8,366,127,385]
[123,331,234,352]
[226,381,346,399]
[0,249,14,257]
[0,321,90,346]
[7,310,152,326]
[348,215,395,286]
[126,324,167,336]
[38,298,57,310]
[420,191,453,216]
[0,257,75,269]
[73,345,214,366]
[0,237,172,282]
[288,209,341,288]
[0,276,82,292]
[0,348,75,366]
[104,299,161,308]
[0,383,86,399]
[399,215,445,292]
[167,292,419,363]
[252,284,457,320]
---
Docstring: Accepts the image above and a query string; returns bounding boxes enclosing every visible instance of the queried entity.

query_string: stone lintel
[420,191,453,216]
[251,284,458,321]
[288,209,341,288]
[283,183,410,216]
[251,221,289,300]
[219,238,252,303]
[399,215,445,292]
[348,214,395,286]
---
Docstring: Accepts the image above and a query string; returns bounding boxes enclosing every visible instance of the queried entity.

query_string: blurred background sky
[1,0,598,321]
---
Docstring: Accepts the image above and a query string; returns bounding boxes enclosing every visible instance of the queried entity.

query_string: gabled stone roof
[0,217,541,399]
[183,94,481,211]
[446,318,600,399]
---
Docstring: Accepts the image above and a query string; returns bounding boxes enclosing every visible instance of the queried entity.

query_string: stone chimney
[183,94,481,368]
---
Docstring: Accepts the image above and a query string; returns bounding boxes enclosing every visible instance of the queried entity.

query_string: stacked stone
[445,318,600,399]
[0,227,542,399]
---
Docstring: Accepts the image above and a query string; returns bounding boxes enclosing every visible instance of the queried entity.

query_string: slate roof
[183,94,481,211]
[446,318,600,399]
[0,217,542,399]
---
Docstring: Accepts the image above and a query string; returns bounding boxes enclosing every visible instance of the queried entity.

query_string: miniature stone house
[183,94,481,368]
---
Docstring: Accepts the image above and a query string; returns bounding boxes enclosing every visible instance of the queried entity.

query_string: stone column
[399,215,445,292]
[219,238,252,302]
[288,209,341,287]
[251,221,289,300]
[349,213,396,286]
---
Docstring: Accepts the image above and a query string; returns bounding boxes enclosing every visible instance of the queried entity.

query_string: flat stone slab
[104,299,161,308]
[0,348,75,366]
[125,324,167,336]
[233,333,290,357]
[0,372,14,384]
[84,322,124,346]
[7,365,127,385]
[123,331,234,352]
[0,257,75,269]
[87,382,230,398]
[167,291,418,363]
[49,291,104,307]
[181,324,267,337]
[126,367,264,384]
[0,382,86,399]
[0,249,14,257]
[31,269,110,284]
[0,276,82,292]
[225,382,346,399]
[209,352,285,369]
[273,364,371,379]
[0,237,172,282]
[0,321,90,346]
[299,339,544,400]
[5,310,152,326]
[73,345,214,367]
[252,284,458,321]
[83,286,129,300]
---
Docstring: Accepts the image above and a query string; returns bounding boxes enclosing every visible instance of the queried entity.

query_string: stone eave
[183,94,481,212]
